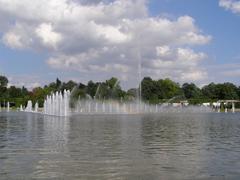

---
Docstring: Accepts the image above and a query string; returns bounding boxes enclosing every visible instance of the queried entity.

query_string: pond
[0,112,240,179]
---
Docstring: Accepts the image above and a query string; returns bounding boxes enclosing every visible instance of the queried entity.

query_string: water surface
[0,112,240,179]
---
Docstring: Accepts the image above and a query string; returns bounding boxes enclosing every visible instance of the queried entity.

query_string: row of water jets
[22,90,71,116]
[0,102,10,112]
[2,89,211,117]
[72,100,191,115]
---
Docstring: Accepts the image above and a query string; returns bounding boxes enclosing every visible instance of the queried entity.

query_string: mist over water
[1,112,240,179]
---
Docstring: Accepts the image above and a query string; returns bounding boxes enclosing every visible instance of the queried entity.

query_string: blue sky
[0,0,240,89]
[149,0,240,64]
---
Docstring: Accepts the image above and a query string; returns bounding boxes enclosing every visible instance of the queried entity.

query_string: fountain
[25,100,33,112]
[7,102,10,112]
[213,102,221,112]
[43,89,71,116]
[18,81,213,117]
[72,98,194,115]
[34,102,39,112]
[20,93,212,116]
[20,105,23,111]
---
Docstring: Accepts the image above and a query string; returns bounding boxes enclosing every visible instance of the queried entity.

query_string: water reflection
[31,115,70,179]
[0,112,240,179]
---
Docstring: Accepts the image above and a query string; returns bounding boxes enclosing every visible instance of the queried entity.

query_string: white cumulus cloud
[219,0,240,14]
[35,23,62,49]
[0,0,212,87]
[2,32,23,49]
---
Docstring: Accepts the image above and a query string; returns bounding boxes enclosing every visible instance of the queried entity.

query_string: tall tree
[217,83,238,100]
[61,80,78,91]
[157,78,183,99]
[202,83,218,99]
[56,78,62,89]
[106,77,119,89]
[182,83,202,99]
[21,86,29,97]
[141,77,156,100]
[141,77,183,103]
[0,76,8,87]
[106,77,123,99]
[8,86,22,98]
[86,81,98,98]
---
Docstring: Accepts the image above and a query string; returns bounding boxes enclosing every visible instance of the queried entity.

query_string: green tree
[31,87,46,107]
[141,77,183,103]
[157,78,183,99]
[21,86,29,97]
[56,78,62,89]
[202,83,218,99]
[202,82,239,100]
[105,77,124,99]
[98,83,110,99]
[86,81,98,98]
[127,88,137,99]
[106,77,119,89]
[217,83,238,100]
[61,80,78,91]
[0,76,8,87]
[182,83,202,99]
[8,86,22,98]
[141,77,156,101]
[238,86,240,99]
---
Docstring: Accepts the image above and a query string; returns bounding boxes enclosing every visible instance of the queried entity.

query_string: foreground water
[0,112,240,179]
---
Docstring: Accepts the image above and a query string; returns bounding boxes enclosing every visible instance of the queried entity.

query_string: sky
[0,0,240,89]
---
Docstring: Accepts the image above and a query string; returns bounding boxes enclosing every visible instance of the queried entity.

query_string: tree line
[141,77,240,104]
[0,75,240,107]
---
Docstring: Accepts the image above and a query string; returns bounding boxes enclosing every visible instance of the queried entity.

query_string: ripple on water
[0,112,240,179]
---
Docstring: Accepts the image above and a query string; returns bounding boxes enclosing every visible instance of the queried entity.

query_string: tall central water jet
[135,31,142,114]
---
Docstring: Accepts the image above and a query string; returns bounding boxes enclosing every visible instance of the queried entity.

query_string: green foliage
[106,77,119,89]
[105,77,123,99]
[61,80,78,91]
[0,87,8,98]
[158,78,183,99]
[142,77,183,103]
[30,87,46,107]
[127,88,137,99]
[86,77,126,100]
[98,82,110,99]
[202,83,218,99]
[182,83,202,99]
[56,78,62,89]
[86,81,98,98]
[202,82,239,100]
[142,77,155,100]
[0,74,240,107]
[8,86,22,98]
[0,76,8,87]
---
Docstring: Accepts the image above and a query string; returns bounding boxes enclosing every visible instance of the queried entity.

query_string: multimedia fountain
[15,87,213,117]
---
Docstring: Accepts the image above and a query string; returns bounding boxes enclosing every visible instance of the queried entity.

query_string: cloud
[35,23,62,49]
[0,0,211,87]
[2,32,24,49]
[7,75,43,90]
[1,22,34,50]
[143,46,208,82]
[219,0,240,14]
